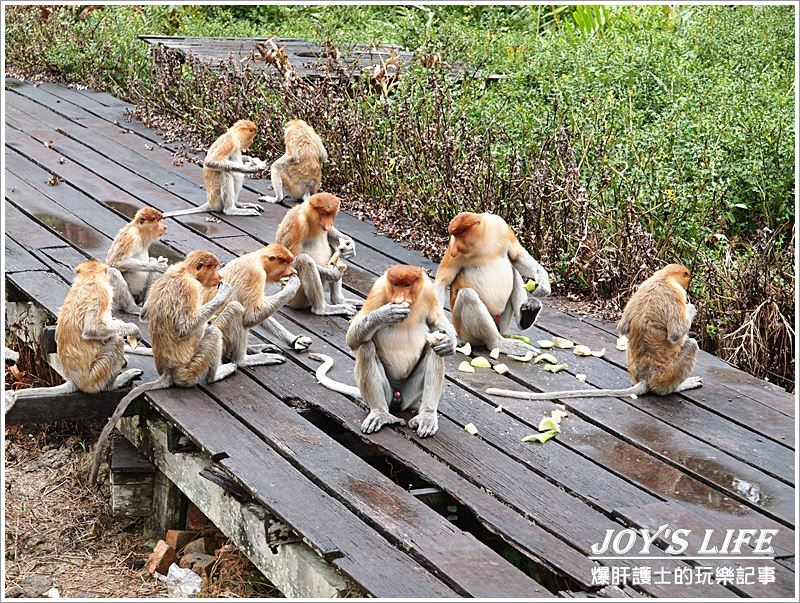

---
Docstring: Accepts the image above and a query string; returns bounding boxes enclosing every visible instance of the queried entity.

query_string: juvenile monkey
[310,265,456,437]
[435,212,551,357]
[89,251,240,484]
[163,120,267,218]
[105,207,169,312]
[259,119,327,203]
[208,243,312,363]
[486,264,703,400]
[6,260,142,405]
[276,192,359,317]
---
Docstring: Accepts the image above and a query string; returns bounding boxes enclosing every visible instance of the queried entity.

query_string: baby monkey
[486,264,703,400]
[106,207,169,313]
[259,119,327,203]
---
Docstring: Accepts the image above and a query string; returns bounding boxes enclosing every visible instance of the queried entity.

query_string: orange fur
[203,120,258,209]
[217,244,295,313]
[276,193,341,254]
[277,119,326,199]
[620,264,694,393]
[106,207,166,266]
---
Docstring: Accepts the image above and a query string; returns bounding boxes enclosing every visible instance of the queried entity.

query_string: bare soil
[4,421,281,598]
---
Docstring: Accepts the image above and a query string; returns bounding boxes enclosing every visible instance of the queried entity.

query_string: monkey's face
[234,120,258,150]
[309,193,340,232]
[447,212,481,258]
[263,254,297,281]
[137,209,167,238]
[187,252,222,288]
[315,208,336,232]
[387,265,424,305]
[664,263,691,290]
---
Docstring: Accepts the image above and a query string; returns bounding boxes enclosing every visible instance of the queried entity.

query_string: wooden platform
[139,35,485,80]
[3,78,796,598]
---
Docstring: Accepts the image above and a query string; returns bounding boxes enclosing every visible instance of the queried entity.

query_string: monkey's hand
[119,322,141,339]
[283,274,302,296]
[528,270,551,297]
[431,334,456,357]
[150,257,169,272]
[338,235,356,260]
[686,303,697,323]
[375,303,411,326]
[215,281,233,301]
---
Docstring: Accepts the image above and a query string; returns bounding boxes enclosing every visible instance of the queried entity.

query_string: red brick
[146,540,176,575]
[185,503,212,531]
[165,529,198,554]
[183,537,211,556]
[179,552,216,577]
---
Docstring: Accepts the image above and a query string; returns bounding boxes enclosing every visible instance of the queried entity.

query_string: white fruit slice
[534,353,558,364]
[464,423,479,436]
[573,345,592,356]
[456,342,472,356]
[616,335,628,351]
[543,363,568,373]
[493,363,509,375]
[575,373,587,382]
[470,356,491,368]
[507,351,534,362]
[126,335,138,349]
[551,336,574,349]
[458,361,475,373]
[537,340,555,349]
[489,347,500,360]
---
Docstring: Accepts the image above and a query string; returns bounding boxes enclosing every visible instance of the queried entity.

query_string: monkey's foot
[518,297,542,330]
[361,410,405,434]
[113,368,143,389]
[498,337,539,357]
[258,195,280,203]
[292,336,313,351]
[238,202,264,212]
[408,411,439,438]
[247,343,282,355]
[675,376,703,392]
[312,303,358,317]
[211,363,238,382]
[239,353,285,367]
[121,304,143,315]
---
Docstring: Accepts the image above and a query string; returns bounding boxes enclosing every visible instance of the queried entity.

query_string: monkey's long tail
[308,353,363,400]
[89,375,173,486]
[162,203,212,218]
[486,381,649,400]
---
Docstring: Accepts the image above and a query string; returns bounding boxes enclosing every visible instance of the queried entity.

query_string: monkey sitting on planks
[258,119,327,204]
[486,264,703,400]
[310,265,457,438]
[276,192,360,317]
[89,250,242,485]
[4,260,143,409]
[163,120,267,218]
[105,207,169,314]
[434,211,551,357]
[206,243,313,362]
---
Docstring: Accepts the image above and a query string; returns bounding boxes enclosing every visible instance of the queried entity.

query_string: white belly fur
[302,234,330,265]
[460,257,514,317]
[124,249,150,298]
[374,321,428,383]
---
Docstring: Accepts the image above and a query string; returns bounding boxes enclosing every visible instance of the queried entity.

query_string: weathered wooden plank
[5,269,70,317]
[614,501,794,597]
[203,371,550,597]
[539,306,795,440]
[5,237,49,273]
[142,386,458,597]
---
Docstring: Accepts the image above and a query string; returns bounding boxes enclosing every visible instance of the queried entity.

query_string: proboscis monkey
[259,119,327,203]
[276,192,359,317]
[310,265,456,437]
[4,260,142,408]
[105,207,168,313]
[163,120,267,217]
[207,243,312,364]
[434,212,551,357]
[89,251,240,484]
[486,264,703,400]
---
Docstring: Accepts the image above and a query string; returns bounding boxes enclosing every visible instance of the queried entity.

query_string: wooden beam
[117,416,355,598]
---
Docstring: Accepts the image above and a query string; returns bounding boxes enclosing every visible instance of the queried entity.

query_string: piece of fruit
[507,351,534,362]
[470,356,491,368]
[464,423,479,436]
[522,430,558,443]
[489,347,500,360]
[551,409,569,422]
[573,345,592,356]
[127,335,138,349]
[537,339,554,349]
[543,363,568,373]
[616,335,628,351]
[504,333,532,345]
[494,405,503,413]
[458,361,475,373]
[590,348,606,358]
[534,353,558,365]
[524,279,537,292]
[551,336,574,349]
[575,373,587,382]
[493,363,509,375]
[426,331,446,344]
[456,342,472,356]
[538,416,561,432]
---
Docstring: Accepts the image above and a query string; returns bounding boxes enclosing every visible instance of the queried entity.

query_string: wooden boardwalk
[3,79,796,598]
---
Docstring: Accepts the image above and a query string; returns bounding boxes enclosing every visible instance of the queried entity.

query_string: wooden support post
[117,416,354,597]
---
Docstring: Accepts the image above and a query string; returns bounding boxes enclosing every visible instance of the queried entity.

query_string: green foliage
[4,4,795,390]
